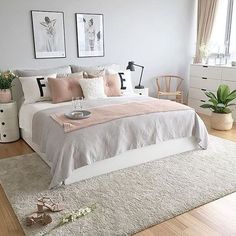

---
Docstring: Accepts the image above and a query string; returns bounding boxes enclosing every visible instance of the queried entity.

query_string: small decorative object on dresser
[134,88,149,96]
[200,84,236,131]
[0,101,20,142]
[0,71,17,103]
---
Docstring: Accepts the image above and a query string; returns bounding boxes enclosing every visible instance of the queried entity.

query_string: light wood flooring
[0,114,236,236]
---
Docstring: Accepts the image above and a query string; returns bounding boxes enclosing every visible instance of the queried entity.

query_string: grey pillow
[15,65,72,77]
[56,72,84,78]
[71,65,104,73]
[71,64,121,75]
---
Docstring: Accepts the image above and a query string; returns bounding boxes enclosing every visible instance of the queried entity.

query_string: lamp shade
[126,61,135,71]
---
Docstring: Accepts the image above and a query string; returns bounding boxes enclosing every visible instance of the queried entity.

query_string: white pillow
[79,77,107,100]
[19,74,57,104]
[118,70,134,94]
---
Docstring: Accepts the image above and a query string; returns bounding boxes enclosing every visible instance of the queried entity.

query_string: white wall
[0,0,196,97]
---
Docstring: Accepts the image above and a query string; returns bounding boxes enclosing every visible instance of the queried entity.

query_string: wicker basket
[211,112,233,131]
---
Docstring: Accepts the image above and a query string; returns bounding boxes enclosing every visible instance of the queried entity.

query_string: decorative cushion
[117,70,134,94]
[83,69,105,78]
[16,66,71,77]
[56,72,83,78]
[19,74,57,104]
[104,74,122,97]
[106,69,134,94]
[71,64,121,76]
[79,77,107,100]
[71,65,103,73]
[48,75,83,103]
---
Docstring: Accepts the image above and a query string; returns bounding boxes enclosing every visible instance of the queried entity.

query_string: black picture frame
[75,13,105,58]
[31,10,66,59]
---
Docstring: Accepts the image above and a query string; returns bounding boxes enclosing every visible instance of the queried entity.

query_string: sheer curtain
[194,0,218,63]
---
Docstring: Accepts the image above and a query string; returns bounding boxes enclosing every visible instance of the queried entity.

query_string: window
[209,0,228,54]
[209,0,236,59]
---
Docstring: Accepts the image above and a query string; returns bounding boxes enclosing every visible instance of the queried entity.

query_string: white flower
[85,207,91,213]
[62,218,69,223]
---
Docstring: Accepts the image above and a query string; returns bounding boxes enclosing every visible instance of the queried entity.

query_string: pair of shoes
[26,197,63,227]
[37,197,63,213]
[26,213,52,226]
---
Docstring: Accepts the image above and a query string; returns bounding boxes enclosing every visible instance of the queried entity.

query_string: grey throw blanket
[32,96,209,188]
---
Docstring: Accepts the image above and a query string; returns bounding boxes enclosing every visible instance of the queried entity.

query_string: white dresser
[0,101,20,143]
[188,64,236,120]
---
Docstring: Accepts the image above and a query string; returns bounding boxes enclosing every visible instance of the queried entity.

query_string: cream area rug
[0,136,236,236]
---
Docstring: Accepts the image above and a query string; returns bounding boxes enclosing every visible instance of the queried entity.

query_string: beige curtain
[194,0,218,63]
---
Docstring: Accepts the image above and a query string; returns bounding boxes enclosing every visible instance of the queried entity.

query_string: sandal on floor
[26,213,52,226]
[37,197,63,213]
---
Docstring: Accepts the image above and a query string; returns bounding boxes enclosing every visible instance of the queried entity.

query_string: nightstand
[0,101,20,143]
[134,88,149,96]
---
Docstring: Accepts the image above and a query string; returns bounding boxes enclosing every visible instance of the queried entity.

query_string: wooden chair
[156,75,184,103]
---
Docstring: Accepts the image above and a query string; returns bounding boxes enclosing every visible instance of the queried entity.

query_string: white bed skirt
[21,129,199,186]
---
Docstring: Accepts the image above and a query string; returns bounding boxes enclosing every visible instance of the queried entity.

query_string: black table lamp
[126,61,145,89]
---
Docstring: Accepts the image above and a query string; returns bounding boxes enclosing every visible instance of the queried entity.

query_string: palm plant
[200,84,236,114]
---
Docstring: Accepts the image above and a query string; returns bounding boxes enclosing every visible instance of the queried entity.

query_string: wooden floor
[0,114,236,236]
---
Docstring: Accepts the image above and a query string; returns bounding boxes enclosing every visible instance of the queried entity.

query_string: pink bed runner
[51,100,192,133]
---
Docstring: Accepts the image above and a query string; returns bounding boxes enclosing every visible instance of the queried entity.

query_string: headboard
[12,77,24,110]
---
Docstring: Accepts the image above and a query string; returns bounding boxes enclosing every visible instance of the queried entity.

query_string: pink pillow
[103,74,122,97]
[48,76,83,103]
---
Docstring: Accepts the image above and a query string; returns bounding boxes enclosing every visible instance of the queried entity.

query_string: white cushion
[19,74,57,104]
[79,77,107,100]
[107,69,134,94]
[118,70,134,94]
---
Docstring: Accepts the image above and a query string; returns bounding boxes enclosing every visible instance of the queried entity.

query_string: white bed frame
[21,129,199,185]
[14,69,200,186]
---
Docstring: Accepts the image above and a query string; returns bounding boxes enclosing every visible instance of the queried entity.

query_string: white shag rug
[0,135,236,236]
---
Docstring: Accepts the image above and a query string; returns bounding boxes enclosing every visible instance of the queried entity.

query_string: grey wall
[0,0,196,97]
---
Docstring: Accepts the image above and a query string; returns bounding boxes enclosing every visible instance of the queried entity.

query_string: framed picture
[31,10,66,59]
[75,13,104,58]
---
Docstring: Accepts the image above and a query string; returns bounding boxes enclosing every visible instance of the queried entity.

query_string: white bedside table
[134,88,149,96]
[0,101,20,143]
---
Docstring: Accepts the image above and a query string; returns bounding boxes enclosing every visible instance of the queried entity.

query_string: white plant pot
[211,112,234,131]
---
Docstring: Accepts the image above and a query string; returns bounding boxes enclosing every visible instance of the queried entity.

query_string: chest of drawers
[0,101,20,143]
[188,64,236,120]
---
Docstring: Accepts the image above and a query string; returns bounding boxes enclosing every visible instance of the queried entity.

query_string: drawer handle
[201,89,207,91]
[0,110,3,113]
[200,100,206,102]
[1,122,5,125]
[203,65,208,68]
[3,134,6,138]
[202,77,207,80]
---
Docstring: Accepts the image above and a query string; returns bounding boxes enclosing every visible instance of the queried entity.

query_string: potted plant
[200,84,236,131]
[0,71,17,103]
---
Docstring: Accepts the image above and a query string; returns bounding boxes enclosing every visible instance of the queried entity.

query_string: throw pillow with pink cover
[48,75,83,103]
[103,74,122,97]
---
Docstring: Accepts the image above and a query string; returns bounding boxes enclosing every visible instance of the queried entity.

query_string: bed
[19,94,208,189]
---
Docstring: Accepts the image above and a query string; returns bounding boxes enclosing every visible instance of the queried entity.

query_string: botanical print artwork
[76,13,104,57]
[31,11,66,59]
